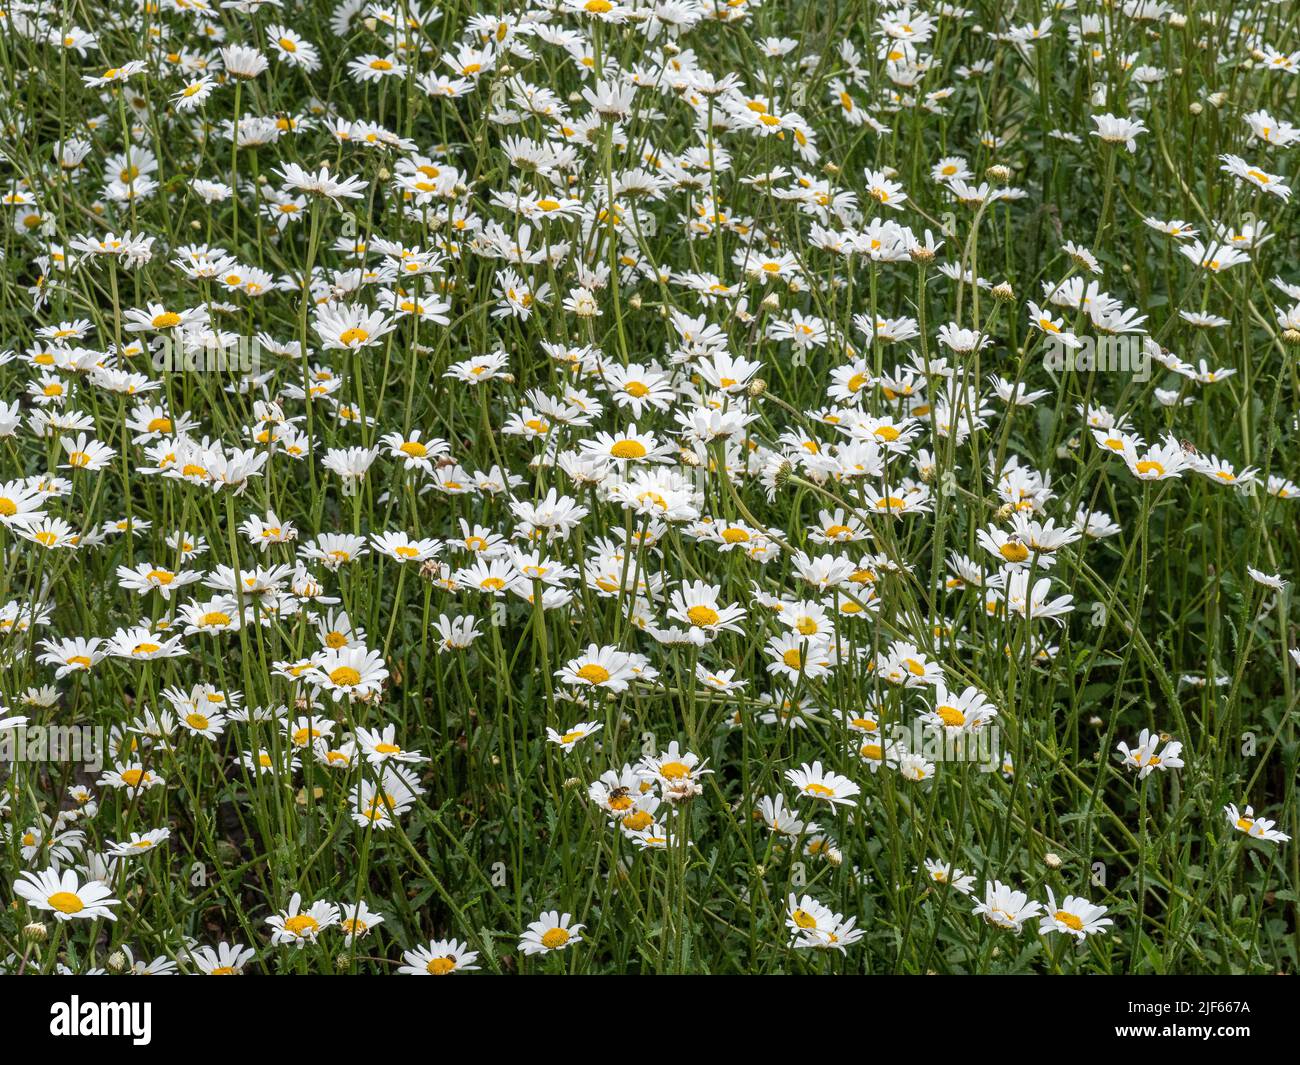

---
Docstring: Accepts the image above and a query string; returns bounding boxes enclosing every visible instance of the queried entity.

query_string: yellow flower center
[610,440,647,459]
[284,914,319,936]
[329,666,362,686]
[576,663,611,684]
[540,927,570,949]
[937,705,966,727]
[687,605,721,627]
[48,891,85,915]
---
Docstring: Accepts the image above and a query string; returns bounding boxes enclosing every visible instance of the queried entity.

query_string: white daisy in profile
[518,910,584,956]
[546,720,603,752]
[555,644,638,693]
[786,893,837,940]
[14,868,119,921]
[338,900,385,944]
[355,724,426,765]
[186,941,256,975]
[1246,567,1288,590]
[785,761,860,807]
[923,859,976,894]
[973,880,1042,932]
[1225,804,1291,843]
[106,827,172,858]
[1038,889,1113,940]
[398,938,481,975]
[637,741,711,791]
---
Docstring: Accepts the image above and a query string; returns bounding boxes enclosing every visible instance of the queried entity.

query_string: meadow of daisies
[0,0,1298,978]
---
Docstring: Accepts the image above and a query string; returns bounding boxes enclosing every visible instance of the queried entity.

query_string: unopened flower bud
[991,281,1015,303]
